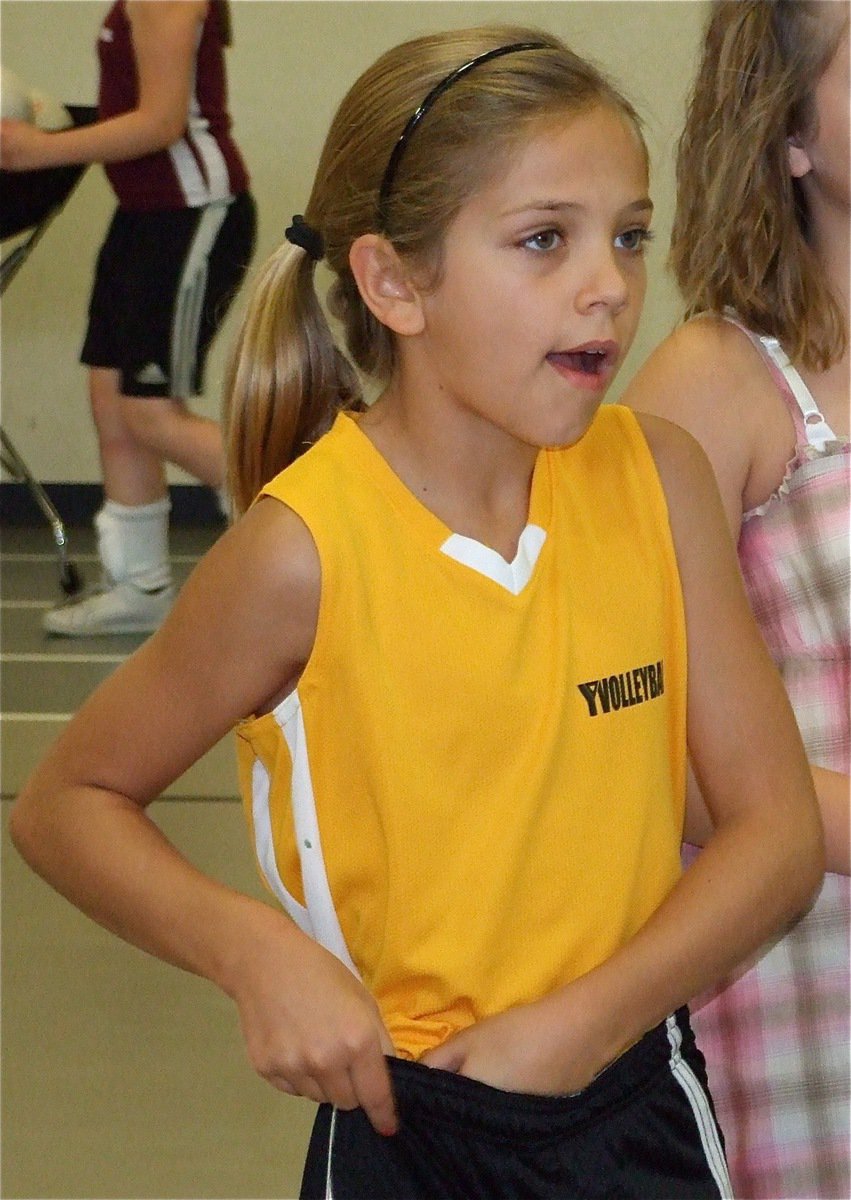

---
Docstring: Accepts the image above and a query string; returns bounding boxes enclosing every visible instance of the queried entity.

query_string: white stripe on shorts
[325,1108,338,1200]
[666,1014,734,1199]
[169,199,230,398]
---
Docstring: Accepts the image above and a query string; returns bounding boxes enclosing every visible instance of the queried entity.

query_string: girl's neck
[798,200,850,435]
[360,389,539,562]
[809,196,850,316]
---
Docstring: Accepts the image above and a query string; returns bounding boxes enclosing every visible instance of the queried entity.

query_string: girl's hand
[225,911,398,1135]
[0,118,51,171]
[420,987,610,1097]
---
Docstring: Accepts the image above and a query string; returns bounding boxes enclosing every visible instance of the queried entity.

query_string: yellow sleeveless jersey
[236,406,686,1060]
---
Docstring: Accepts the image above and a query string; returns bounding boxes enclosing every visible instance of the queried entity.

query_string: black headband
[376,41,549,230]
[285,214,324,261]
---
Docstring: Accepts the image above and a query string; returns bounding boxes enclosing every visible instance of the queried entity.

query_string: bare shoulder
[178,496,320,646]
[624,317,788,533]
[631,411,715,510]
[222,494,322,591]
[153,495,321,718]
[623,315,768,424]
[632,410,737,560]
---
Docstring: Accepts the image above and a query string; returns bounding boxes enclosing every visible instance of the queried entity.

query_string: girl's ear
[349,234,425,336]
[787,132,812,179]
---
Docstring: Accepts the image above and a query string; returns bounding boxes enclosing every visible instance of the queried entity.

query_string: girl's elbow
[788,814,826,921]
[158,115,187,149]
[8,792,43,869]
[805,820,827,896]
[134,111,187,154]
[8,774,67,874]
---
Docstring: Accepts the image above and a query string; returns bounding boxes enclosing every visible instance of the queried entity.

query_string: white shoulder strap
[757,335,838,451]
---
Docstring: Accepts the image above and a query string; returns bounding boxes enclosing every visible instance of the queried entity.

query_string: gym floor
[1,521,315,1199]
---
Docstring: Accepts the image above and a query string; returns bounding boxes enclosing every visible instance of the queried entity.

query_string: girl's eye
[522,229,563,253]
[616,227,654,253]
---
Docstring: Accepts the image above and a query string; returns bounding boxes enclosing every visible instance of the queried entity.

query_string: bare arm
[594,416,824,1031]
[0,1,206,171]
[620,318,760,534]
[424,419,824,1093]
[9,499,397,1134]
[806,767,850,874]
[624,320,850,875]
[684,761,848,874]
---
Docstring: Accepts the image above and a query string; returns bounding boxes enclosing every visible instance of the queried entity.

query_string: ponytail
[223,243,364,516]
[214,0,232,47]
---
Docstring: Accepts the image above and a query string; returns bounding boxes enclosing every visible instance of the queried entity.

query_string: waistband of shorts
[387,1007,695,1140]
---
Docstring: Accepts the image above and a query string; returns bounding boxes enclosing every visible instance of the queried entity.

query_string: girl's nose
[575,250,630,315]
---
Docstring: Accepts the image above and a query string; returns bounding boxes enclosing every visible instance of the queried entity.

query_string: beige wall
[1,0,708,484]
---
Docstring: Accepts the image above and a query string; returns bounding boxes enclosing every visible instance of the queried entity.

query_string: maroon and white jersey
[97,0,249,210]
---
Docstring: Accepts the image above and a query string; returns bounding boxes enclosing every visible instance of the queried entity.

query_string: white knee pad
[95,498,172,591]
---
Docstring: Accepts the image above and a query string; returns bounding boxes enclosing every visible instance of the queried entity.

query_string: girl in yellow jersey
[10,25,823,1200]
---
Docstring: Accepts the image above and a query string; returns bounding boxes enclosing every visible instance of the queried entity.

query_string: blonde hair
[224,25,644,514]
[671,0,848,370]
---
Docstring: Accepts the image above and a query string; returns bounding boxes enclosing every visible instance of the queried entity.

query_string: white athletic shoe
[42,580,175,637]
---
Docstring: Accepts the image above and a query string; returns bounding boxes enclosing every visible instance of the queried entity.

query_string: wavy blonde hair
[224,24,645,514]
[671,0,848,371]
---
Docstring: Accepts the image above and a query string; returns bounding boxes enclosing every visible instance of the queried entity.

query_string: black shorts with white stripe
[300,1007,732,1200]
[80,191,256,399]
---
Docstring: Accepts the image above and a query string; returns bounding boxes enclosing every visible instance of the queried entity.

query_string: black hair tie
[285,215,324,262]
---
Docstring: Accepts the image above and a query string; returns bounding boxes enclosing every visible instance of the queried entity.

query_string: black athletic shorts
[300,1008,732,1199]
[80,191,256,398]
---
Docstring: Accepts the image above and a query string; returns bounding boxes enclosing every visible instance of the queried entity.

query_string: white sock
[95,498,172,592]
[215,484,232,522]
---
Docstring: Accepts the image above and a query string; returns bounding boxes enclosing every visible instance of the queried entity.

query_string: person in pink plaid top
[623,2,849,1197]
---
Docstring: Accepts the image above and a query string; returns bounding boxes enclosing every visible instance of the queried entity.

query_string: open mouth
[566,350,608,375]
[547,343,617,377]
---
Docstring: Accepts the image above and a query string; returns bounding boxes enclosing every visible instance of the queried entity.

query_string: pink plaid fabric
[686,321,850,1199]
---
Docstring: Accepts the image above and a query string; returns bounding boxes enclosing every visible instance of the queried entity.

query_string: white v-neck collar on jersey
[440,524,547,595]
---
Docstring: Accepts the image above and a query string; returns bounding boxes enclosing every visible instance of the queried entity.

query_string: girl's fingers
[316,1068,360,1113]
[350,1044,398,1136]
[264,1041,394,1133]
[420,1033,466,1074]
[266,1073,298,1097]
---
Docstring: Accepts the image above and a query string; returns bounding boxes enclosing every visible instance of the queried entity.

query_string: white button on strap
[759,335,837,450]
